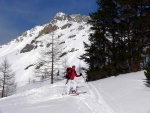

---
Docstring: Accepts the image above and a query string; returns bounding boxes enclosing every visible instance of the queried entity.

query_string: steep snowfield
[0,13,91,86]
[0,71,149,113]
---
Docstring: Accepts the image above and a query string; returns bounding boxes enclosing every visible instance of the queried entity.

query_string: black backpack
[65,67,72,79]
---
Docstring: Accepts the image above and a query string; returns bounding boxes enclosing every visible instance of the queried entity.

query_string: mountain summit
[51,12,90,24]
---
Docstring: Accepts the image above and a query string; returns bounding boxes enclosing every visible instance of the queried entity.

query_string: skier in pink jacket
[66,65,81,94]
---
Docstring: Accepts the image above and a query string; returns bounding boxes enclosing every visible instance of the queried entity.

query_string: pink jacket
[67,68,80,80]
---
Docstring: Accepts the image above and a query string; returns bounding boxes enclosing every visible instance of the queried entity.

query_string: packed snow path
[0,78,115,113]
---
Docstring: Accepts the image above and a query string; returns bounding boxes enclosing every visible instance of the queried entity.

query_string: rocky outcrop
[61,23,72,29]
[50,12,90,24]
[68,35,76,39]
[71,14,90,23]
[34,24,58,40]
[20,44,34,53]
[39,24,58,36]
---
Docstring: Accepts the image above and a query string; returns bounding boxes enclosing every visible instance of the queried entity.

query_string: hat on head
[72,65,75,68]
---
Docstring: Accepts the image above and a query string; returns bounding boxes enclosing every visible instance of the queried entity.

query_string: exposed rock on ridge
[51,12,90,24]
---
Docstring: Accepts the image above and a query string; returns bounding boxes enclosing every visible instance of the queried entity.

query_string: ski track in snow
[73,82,115,113]
[89,84,115,113]
[99,87,126,113]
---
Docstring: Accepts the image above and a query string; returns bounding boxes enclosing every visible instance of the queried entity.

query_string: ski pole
[62,79,68,95]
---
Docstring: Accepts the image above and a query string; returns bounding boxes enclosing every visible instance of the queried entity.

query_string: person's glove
[80,73,82,76]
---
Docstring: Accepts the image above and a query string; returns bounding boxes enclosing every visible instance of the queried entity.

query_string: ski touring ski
[69,91,87,96]
[62,91,87,96]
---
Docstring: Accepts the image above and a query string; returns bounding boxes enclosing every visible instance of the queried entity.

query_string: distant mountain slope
[0,12,91,86]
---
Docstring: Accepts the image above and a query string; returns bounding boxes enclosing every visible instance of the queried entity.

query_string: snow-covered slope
[0,71,149,113]
[0,12,91,86]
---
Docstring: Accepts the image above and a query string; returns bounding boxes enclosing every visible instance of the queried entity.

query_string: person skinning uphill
[66,65,82,94]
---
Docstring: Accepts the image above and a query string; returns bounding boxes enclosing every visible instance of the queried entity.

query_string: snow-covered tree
[144,59,150,84]
[34,33,66,84]
[0,58,16,98]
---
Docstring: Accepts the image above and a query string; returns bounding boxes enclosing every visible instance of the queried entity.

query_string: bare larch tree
[0,58,16,98]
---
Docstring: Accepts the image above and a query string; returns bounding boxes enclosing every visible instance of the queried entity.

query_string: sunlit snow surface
[0,71,149,113]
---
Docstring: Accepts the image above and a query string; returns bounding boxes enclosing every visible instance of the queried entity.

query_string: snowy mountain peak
[50,12,71,24]
[55,12,67,17]
[51,12,90,24]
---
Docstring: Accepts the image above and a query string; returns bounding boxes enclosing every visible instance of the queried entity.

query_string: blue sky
[0,0,97,45]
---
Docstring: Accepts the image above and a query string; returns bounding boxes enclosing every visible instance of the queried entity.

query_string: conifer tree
[144,59,150,84]
[118,0,150,72]
[80,0,119,80]
[81,0,150,81]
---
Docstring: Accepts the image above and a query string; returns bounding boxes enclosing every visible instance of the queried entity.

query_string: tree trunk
[51,34,54,84]
[1,72,6,98]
